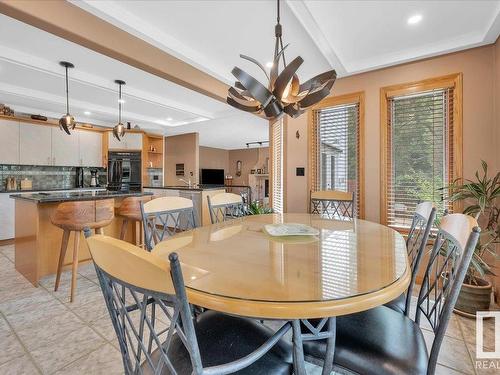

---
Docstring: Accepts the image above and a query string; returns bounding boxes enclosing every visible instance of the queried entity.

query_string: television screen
[200,169,225,185]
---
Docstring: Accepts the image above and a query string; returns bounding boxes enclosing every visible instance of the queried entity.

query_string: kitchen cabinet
[51,127,80,166]
[107,132,143,150]
[0,119,20,165]
[0,193,15,240]
[79,130,102,167]
[19,123,52,165]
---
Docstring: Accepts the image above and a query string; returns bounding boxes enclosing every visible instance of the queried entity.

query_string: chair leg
[54,229,70,292]
[96,227,104,235]
[120,219,128,240]
[70,231,80,303]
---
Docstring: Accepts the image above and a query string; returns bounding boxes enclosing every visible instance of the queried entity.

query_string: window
[309,92,365,218]
[271,119,284,213]
[381,74,463,228]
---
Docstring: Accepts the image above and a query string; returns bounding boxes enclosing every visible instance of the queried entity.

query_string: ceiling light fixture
[84,111,92,116]
[265,61,274,68]
[407,14,422,25]
[113,80,126,141]
[58,61,76,135]
[227,0,336,120]
[166,117,173,121]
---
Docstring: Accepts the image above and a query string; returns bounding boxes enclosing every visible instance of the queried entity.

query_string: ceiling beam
[0,0,230,104]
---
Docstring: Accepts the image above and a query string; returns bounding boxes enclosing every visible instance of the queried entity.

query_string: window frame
[308,91,366,219]
[380,73,463,227]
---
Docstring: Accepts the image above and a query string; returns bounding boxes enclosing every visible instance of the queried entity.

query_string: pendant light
[227,0,336,120]
[113,80,126,141]
[58,61,76,135]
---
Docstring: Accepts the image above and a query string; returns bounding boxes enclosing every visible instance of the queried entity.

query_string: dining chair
[301,213,480,375]
[310,190,354,219]
[140,196,197,251]
[384,201,436,316]
[84,233,294,375]
[207,192,246,224]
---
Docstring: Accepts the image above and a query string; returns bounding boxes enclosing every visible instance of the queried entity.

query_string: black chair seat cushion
[383,292,406,314]
[146,310,293,375]
[302,306,428,375]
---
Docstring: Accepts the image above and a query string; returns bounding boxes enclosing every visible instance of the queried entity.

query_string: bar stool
[116,196,152,247]
[51,199,114,302]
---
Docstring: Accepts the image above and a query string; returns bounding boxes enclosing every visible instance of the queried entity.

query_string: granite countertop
[10,190,153,203]
[0,187,106,194]
[143,185,226,191]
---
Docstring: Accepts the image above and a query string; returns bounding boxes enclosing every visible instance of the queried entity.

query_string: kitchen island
[143,185,226,226]
[11,190,153,286]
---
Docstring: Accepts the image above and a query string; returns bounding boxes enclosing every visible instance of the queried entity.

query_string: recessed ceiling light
[84,111,92,116]
[407,14,422,25]
[265,61,273,68]
[166,117,173,121]
[118,99,125,104]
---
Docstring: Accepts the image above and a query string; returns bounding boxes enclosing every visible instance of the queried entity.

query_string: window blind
[385,88,454,228]
[314,102,361,217]
[271,119,284,213]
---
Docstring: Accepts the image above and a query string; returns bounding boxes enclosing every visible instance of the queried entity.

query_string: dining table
[152,213,410,375]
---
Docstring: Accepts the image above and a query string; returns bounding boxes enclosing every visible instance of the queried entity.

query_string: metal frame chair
[300,213,480,375]
[207,192,246,224]
[385,201,436,316]
[140,196,197,251]
[310,190,354,220]
[84,234,293,375]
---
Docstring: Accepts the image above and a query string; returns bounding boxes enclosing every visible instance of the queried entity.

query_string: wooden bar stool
[117,196,152,247]
[51,199,114,302]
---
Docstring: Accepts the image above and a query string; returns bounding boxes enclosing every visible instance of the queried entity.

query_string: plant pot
[454,277,492,317]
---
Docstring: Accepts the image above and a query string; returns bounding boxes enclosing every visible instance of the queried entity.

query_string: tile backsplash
[0,165,106,191]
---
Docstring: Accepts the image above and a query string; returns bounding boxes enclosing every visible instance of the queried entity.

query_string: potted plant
[247,201,273,215]
[444,160,499,316]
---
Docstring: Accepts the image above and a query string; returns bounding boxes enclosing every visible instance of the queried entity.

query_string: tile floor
[0,243,496,374]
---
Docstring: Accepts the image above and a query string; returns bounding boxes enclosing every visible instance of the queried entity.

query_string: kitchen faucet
[179,178,192,188]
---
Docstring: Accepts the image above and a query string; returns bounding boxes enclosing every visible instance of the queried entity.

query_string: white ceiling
[1,1,499,149]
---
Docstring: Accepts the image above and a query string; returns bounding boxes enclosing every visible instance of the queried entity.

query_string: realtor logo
[476,311,500,359]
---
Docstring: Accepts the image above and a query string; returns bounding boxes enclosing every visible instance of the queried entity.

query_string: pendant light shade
[227,0,336,120]
[113,80,126,141]
[58,61,76,135]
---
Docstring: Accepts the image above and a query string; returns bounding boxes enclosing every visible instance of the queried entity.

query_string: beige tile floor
[0,243,496,375]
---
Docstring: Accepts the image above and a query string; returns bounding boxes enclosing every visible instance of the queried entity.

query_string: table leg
[321,317,336,375]
[292,320,307,375]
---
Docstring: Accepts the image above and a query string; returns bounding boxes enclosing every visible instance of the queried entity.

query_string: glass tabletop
[153,213,408,304]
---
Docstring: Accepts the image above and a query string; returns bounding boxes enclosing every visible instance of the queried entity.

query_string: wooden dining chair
[384,201,436,315]
[85,234,294,375]
[51,199,114,302]
[140,196,197,251]
[207,192,246,224]
[300,213,480,375]
[310,190,354,219]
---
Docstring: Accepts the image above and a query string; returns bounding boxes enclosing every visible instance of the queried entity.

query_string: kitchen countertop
[0,187,106,194]
[143,185,226,191]
[10,190,153,203]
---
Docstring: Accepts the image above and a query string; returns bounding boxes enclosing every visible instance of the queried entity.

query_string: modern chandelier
[58,61,76,135]
[227,0,336,120]
[113,79,126,141]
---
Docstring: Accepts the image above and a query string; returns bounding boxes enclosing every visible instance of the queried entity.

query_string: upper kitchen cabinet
[51,127,80,166]
[78,130,102,167]
[0,119,20,165]
[107,131,143,150]
[19,123,52,165]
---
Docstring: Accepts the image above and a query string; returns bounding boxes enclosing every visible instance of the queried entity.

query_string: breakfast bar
[10,190,153,286]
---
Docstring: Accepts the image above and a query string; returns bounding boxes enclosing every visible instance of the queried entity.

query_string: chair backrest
[85,234,291,375]
[51,198,114,231]
[207,192,246,224]
[140,196,197,251]
[403,201,436,316]
[414,213,480,375]
[310,190,354,219]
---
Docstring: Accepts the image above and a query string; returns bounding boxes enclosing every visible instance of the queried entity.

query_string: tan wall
[164,133,199,185]
[285,45,498,223]
[228,147,269,185]
[199,146,229,176]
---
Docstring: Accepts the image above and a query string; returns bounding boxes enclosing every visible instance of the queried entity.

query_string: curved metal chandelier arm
[231,67,273,107]
[299,70,337,94]
[273,56,303,99]
[239,54,270,81]
[300,74,336,108]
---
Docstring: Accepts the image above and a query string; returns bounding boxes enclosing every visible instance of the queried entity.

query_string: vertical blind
[313,102,361,217]
[271,119,284,213]
[385,88,454,228]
